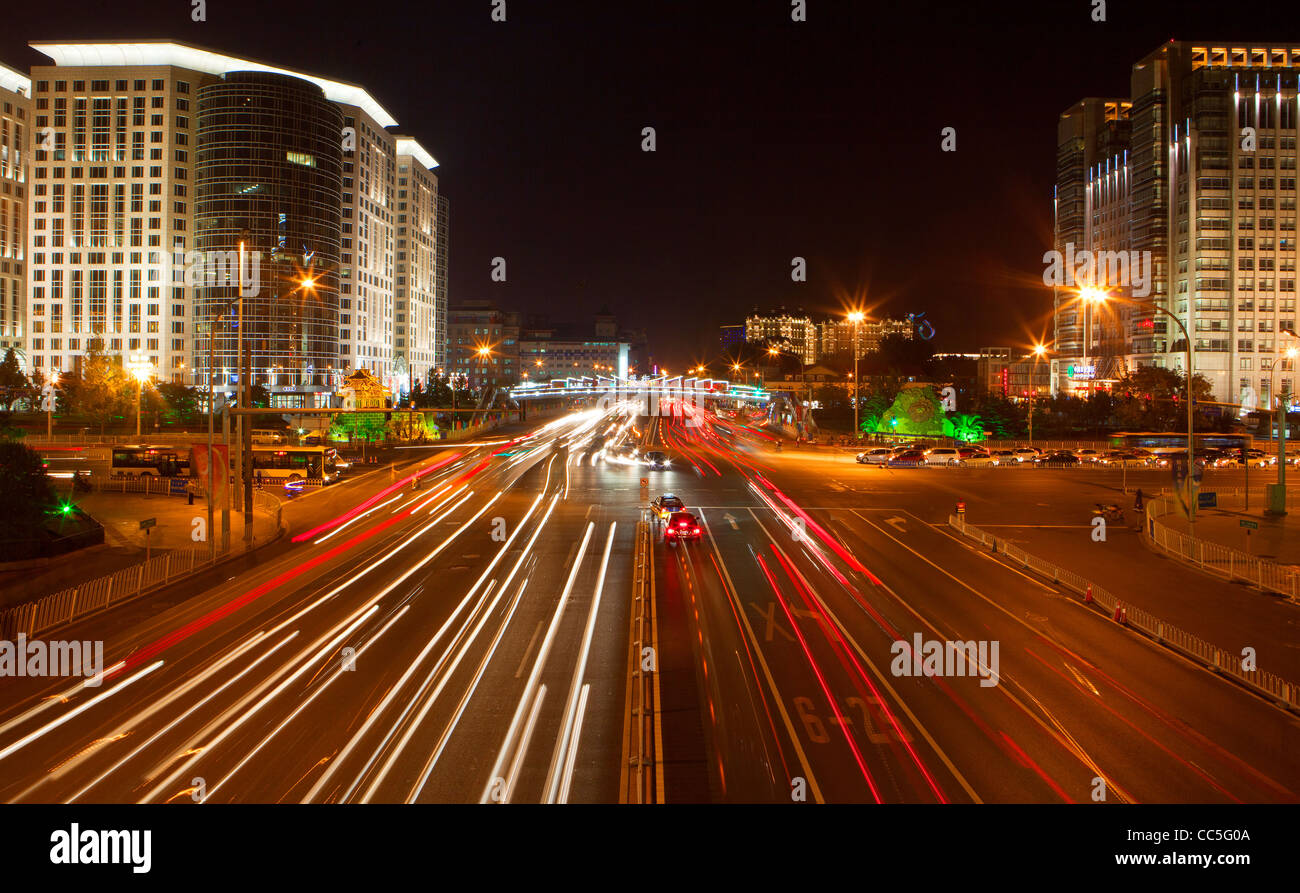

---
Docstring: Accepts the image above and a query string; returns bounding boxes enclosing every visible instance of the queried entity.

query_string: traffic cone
[1113,604,1127,625]
[1085,583,1093,604]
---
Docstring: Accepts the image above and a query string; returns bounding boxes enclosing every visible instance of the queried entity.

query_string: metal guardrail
[0,490,286,640]
[1143,494,1300,600]
[948,514,1300,712]
[621,518,662,803]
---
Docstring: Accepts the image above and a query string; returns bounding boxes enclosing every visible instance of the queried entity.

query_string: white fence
[948,514,1300,711]
[1143,494,1300,600]
[0,490,285,639]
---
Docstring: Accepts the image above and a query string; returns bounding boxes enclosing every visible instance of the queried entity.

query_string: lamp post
[1085,288,1195,532]
[1028,343,1048,448]
[127,355,152,438]
[1267,339,1299,514]
[848,311,865,440]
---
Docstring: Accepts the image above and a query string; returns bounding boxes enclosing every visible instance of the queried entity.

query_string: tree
[0,348,26,406]
[154,382,201,424]
[62,349,132,434]
[0,441,56,558]
[1113,367,1214,431]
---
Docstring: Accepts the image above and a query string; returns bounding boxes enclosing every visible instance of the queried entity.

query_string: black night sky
[3,0,1294,369]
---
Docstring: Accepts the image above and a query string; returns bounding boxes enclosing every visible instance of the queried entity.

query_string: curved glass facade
[194,71,343,403]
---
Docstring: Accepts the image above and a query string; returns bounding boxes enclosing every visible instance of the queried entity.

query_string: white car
[1074,449,1102,463]
[856,448,892,465]
[924,447,963,466]
[1012,448,1041,462]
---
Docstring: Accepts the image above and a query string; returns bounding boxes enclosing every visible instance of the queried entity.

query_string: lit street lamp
[847,311,865,440]
[127,355,153,438]
[1268,337,1300,514]
[1084,287,1196,531]
[1028,342,1048,448]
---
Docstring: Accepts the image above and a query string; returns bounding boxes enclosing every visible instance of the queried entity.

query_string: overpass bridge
[508,375,769,410]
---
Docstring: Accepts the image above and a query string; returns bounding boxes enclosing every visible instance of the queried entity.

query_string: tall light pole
[1268,339,1299,514]
[127,355,152,438]
[1085,288,1195,532]
[848,311,865,440]
[1028,343,1047,447]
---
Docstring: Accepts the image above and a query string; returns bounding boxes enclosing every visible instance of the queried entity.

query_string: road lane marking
[697,508,824,804]
[845,510,1133,803]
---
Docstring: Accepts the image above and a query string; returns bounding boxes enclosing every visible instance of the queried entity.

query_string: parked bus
[249,445,339,485]
[1108,431,1252,453]
[110,445,184,478]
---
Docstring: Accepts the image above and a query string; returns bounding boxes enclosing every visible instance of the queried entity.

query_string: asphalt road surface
[0,404,1296,803]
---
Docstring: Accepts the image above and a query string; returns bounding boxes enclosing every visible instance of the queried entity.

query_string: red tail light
[666,528,676,536]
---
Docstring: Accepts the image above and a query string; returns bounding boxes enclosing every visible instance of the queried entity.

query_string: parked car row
[850,443,1267,468]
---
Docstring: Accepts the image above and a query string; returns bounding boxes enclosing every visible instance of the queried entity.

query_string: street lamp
[1084,288,1196,530]
[1267,338,1300,513]
[1028,343,1048,447]
[127,355,153,438]
[847,311,865,440]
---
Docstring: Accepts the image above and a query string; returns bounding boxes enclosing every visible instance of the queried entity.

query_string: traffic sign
[1240,519,1259,530]
[1198,492,1217,508]
[139,517,157,530]
[639,478,648,489]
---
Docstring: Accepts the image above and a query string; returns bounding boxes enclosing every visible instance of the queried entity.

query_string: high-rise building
[393,137,439,396]
[1055,41,1300,405]
[0,62,29,365]
[194,71,344,406]
[20,40,438,400]
[337,103,396,389]
[744,308,816,364]
[435,194,449,372]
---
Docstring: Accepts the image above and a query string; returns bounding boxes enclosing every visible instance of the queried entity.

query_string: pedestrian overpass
[509,375,769,408]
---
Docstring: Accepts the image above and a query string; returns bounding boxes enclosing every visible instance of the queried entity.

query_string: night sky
[3,0,1293,369]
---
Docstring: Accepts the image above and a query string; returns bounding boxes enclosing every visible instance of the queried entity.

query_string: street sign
[639,478,648,489]
[1240,519,1259,530]
[139,517,157,530]
[1198,492,1217,508]
[169,477,188,496]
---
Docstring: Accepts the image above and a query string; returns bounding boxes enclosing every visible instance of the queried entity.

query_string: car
[663,511,702,541]
[924,447,963,466]
[989,449,1017,464]
[1074,448,1102,462]
[856,447,893,465]
[1012,447,1041,462]
[1099,450,1144,466]
[958,447,995,465]
[650,493,685,519]
[1034,450,1079,465]
[645,450,670,469]
[886,449,927,467]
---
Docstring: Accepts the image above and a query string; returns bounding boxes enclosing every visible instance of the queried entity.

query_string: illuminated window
[286,152,317,168]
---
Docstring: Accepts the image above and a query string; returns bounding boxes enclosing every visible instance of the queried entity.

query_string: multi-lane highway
[0,401,1296,804]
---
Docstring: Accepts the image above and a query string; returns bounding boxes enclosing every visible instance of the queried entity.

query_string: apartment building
[744,308,816,365]
[0,62,29,363]
[447,299,520,392]
[393,137,440,395]
[1055,42,1300,406]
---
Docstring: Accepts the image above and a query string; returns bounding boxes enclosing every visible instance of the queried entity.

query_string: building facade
[447,300,519,392]
[393,137,440,397]
[194,70,344,406]
[817,316,912,359]
[1055,41,1300,406]
[0,63,29,364]
[19,40,439,398]
[745,308,816,364]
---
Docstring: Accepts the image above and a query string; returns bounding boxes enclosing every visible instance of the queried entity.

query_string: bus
[1108,431,1252,454]
[110,445,184,478]
[249,445,339,485]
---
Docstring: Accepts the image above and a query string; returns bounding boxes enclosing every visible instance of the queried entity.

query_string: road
[0,403,1296,803]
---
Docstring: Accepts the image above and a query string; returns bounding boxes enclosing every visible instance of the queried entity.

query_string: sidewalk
[1156,500,1300,567]
[0,490,278,607]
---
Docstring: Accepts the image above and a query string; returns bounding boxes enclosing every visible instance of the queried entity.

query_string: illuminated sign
[1067,364,1096,380]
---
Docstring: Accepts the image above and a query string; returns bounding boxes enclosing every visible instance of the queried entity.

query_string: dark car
[651,493,685,520]
[664,511,702,542]
[1034,450,1079,465]
[645,450,670,469]
[886,449,927,467]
